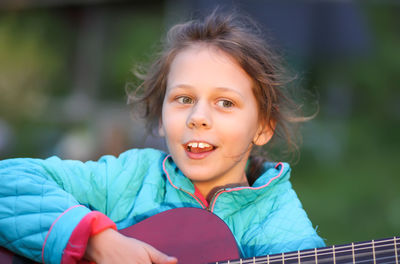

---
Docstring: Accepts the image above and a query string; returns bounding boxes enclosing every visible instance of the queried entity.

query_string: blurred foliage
[101,10,164,100]
[0,11,72,122]
[292,3,400,246]
[0,10,75,157]
[0,7,163,158]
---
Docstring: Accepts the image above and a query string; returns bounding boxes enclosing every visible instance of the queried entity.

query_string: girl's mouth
[184,142,216,153]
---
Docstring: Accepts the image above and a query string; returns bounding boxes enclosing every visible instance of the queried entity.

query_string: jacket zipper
[207,188,226,212]
[178,188,207,209]
[178,187,225,212]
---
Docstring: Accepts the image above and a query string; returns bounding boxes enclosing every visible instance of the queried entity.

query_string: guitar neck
[216,237,400,264]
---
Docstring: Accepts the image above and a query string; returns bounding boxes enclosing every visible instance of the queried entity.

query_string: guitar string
[226,253,398,264]
[226,255,400,264]
[273,238,398,260]
[226,247,398,264]
[220,238,399,264]
[251,238,400,263]
[246,244,399,264]
[241,254,398,264]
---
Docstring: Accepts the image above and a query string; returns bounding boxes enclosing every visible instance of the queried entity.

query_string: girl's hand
[85,228,178,264]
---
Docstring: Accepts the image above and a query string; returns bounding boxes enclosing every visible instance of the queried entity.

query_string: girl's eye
[216,99,234,108]
[177,96,194,104]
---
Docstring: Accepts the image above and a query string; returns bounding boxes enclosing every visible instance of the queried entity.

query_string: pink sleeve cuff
[61,211,117,264]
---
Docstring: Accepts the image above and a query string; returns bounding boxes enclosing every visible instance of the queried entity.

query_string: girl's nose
[186,102,212,129]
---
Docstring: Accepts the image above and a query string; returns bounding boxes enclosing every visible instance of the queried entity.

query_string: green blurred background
[0,0,398,248]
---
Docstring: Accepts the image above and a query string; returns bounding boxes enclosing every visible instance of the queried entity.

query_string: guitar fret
[282,252,285,264]
[352,242,355,264]
[372,240,376,264]
[253,256,256,264]
[298,250,301,264]
[395,237,398,264]
[315,248,318,264]
[333,245,336,264]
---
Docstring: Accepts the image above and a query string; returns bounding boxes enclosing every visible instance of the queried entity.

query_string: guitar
[0,207,398,264]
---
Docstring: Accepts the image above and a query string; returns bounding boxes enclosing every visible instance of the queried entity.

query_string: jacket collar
[162,155,291,211]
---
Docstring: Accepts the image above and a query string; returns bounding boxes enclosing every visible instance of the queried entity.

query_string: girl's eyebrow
[214,87,245,100]
[168,84,193,90]
[168,84,245,99]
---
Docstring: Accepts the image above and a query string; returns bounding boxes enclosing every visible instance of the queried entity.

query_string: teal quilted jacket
[0,148,325,263]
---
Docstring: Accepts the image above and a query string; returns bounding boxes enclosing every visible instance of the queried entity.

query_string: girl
[0,11,325,264]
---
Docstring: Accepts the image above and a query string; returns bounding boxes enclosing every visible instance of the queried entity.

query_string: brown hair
[128,11,313,184]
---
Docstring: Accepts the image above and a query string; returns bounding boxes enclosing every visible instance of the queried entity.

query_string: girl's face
[160,45,273,196]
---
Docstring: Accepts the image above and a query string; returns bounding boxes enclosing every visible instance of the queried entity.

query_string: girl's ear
[158,120,165,137]
[253,121,275,146]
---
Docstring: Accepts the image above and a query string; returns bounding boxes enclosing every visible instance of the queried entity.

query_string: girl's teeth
[187,142,213,151]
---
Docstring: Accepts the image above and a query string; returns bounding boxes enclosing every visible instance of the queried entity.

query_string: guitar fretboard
[216,237,400,264]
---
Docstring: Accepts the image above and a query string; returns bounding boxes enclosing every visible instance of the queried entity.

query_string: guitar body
[0,247,37,264]
[119,207,239,263]
[0,207,239,264]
